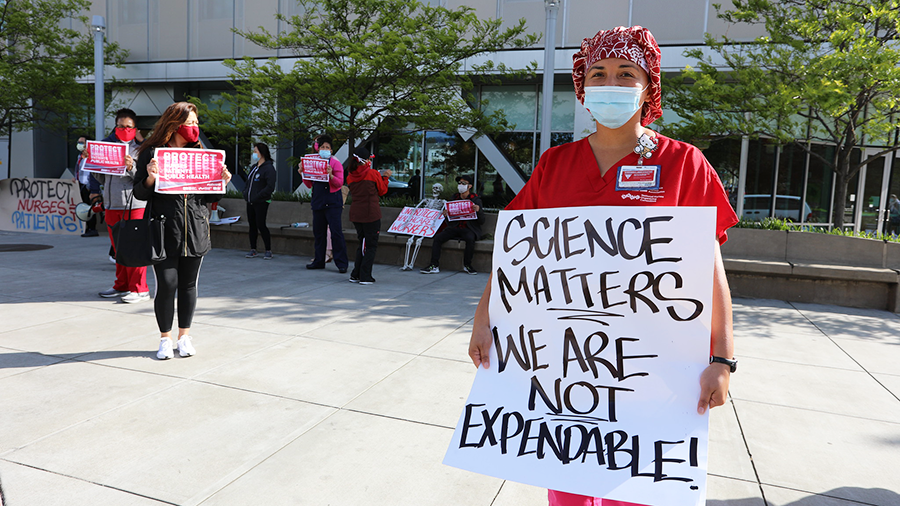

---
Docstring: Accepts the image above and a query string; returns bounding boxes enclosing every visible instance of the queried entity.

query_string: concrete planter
[726,227,895,269]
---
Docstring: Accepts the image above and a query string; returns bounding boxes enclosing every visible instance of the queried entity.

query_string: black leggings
[152,255,204,333]
[247,201,271,251]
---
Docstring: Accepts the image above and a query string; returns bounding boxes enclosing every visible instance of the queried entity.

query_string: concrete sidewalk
[1,230,898,506]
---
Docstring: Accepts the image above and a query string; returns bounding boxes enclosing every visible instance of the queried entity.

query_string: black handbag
[112,195,166,267]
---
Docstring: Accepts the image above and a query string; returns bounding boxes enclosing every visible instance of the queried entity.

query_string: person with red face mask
[88,108,150,303]
[133,102,232,360]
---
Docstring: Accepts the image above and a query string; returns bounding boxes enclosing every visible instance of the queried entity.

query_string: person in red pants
[89,108,150,303]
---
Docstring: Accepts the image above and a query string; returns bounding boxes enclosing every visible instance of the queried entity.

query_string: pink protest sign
[446,199,477,221]
[82,141,128,176]
[301,154,330,182]
[387,207,445,237]
[154,148,226,194]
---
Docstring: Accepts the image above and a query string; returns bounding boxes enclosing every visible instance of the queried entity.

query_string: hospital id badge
[615,165,660,191]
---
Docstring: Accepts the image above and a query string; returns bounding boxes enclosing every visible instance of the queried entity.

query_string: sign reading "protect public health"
[154,147,227,194]
[81,141,128,176]
[444,206,718,506]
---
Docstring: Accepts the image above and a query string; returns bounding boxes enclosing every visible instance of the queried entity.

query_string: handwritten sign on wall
[0,178,82,235]
[444,206,717,506]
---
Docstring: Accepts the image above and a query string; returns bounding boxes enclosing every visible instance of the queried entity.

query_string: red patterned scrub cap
[572,26,662,126]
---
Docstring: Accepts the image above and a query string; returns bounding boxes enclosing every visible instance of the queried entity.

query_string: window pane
[493,132,536,176]
[806,144,834,223]
[537,86,577,132]
[482,85,537,131]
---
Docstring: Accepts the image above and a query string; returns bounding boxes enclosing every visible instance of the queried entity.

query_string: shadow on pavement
[0,350,155,368]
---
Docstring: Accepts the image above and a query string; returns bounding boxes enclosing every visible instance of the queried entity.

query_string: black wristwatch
[710,356,738,373]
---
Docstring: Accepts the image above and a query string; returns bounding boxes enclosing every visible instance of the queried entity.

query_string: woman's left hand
[697,362,730,415]
[222,164,232,185]
[125,155,134,171]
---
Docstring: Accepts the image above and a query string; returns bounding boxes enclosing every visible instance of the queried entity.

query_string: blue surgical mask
[582,86,647,129]
[319,150,331,159]
[250,152,259,164]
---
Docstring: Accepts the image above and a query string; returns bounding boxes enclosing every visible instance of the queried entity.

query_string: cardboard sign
[444,206,718,506]
[447,199,477,221]
[0,178,82,235]
[301,154,330,182]
[154,148,226,194]
[82,141,128,176]
[387,207,445,237]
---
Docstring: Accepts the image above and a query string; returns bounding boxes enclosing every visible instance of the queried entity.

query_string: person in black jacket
[242,142,277,259]
[420,174,484,275]
[132,102,232,360]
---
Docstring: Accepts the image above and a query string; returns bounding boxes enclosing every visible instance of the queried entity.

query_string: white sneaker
[99,287,130,298]
[121,291,150,303]
[177,336,196,357]
[157,338,174,360]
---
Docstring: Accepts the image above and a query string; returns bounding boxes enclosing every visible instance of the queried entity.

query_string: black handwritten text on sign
[444,206,717,506]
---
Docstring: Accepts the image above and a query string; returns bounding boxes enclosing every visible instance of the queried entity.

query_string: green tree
[194,0,537,156]
[0,0,128,137]
[663,0,900,228]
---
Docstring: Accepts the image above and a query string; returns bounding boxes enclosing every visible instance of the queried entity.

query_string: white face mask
[77,143,85,152]
[582,85,647,129]
[458,184,469,194]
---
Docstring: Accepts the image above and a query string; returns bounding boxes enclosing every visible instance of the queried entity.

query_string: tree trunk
[831,154,854,229]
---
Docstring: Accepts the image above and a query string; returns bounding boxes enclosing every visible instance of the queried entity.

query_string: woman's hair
[139,102,199,153]
[254,142,271,162]
[347,146,371,172]
[314,134,333,151]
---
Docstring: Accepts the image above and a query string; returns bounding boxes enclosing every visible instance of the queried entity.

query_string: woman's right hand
[144,158,158,188]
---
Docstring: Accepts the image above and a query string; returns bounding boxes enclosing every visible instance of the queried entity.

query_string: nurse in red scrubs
[467,26,739,506]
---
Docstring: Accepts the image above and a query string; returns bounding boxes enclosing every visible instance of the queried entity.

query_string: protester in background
[88,108,149,303]
[298,134,348,273]
[133,102,232,360]
[74,136,99,237]
[242,142,277,260]
[466,26,738,506]
[346,146,390,284]
[888,193,900,235]
[407,169,421,200]
[420,174,484,275]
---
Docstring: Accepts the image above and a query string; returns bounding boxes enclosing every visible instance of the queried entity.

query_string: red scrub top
[506,134,738,244]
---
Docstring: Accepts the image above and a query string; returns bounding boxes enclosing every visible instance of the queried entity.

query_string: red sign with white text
[301,154,330,182]
[154,148,226,194]
[82,141,128,176]
[446,199,476,221]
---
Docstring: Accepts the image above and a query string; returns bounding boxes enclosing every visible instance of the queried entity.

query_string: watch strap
[710,355,737,373]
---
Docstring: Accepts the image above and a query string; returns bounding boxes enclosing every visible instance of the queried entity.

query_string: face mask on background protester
[582,85,647,129]
[458,184,469,194]
[250,152,259,165]
[319,150,331,159]
[76,142,85,152]
[177,125,199,144]
[116,127,137,142]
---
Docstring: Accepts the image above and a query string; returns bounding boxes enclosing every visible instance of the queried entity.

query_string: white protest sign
[387,206,445,237]
[0,178,82,235]
[444,206,717,506]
